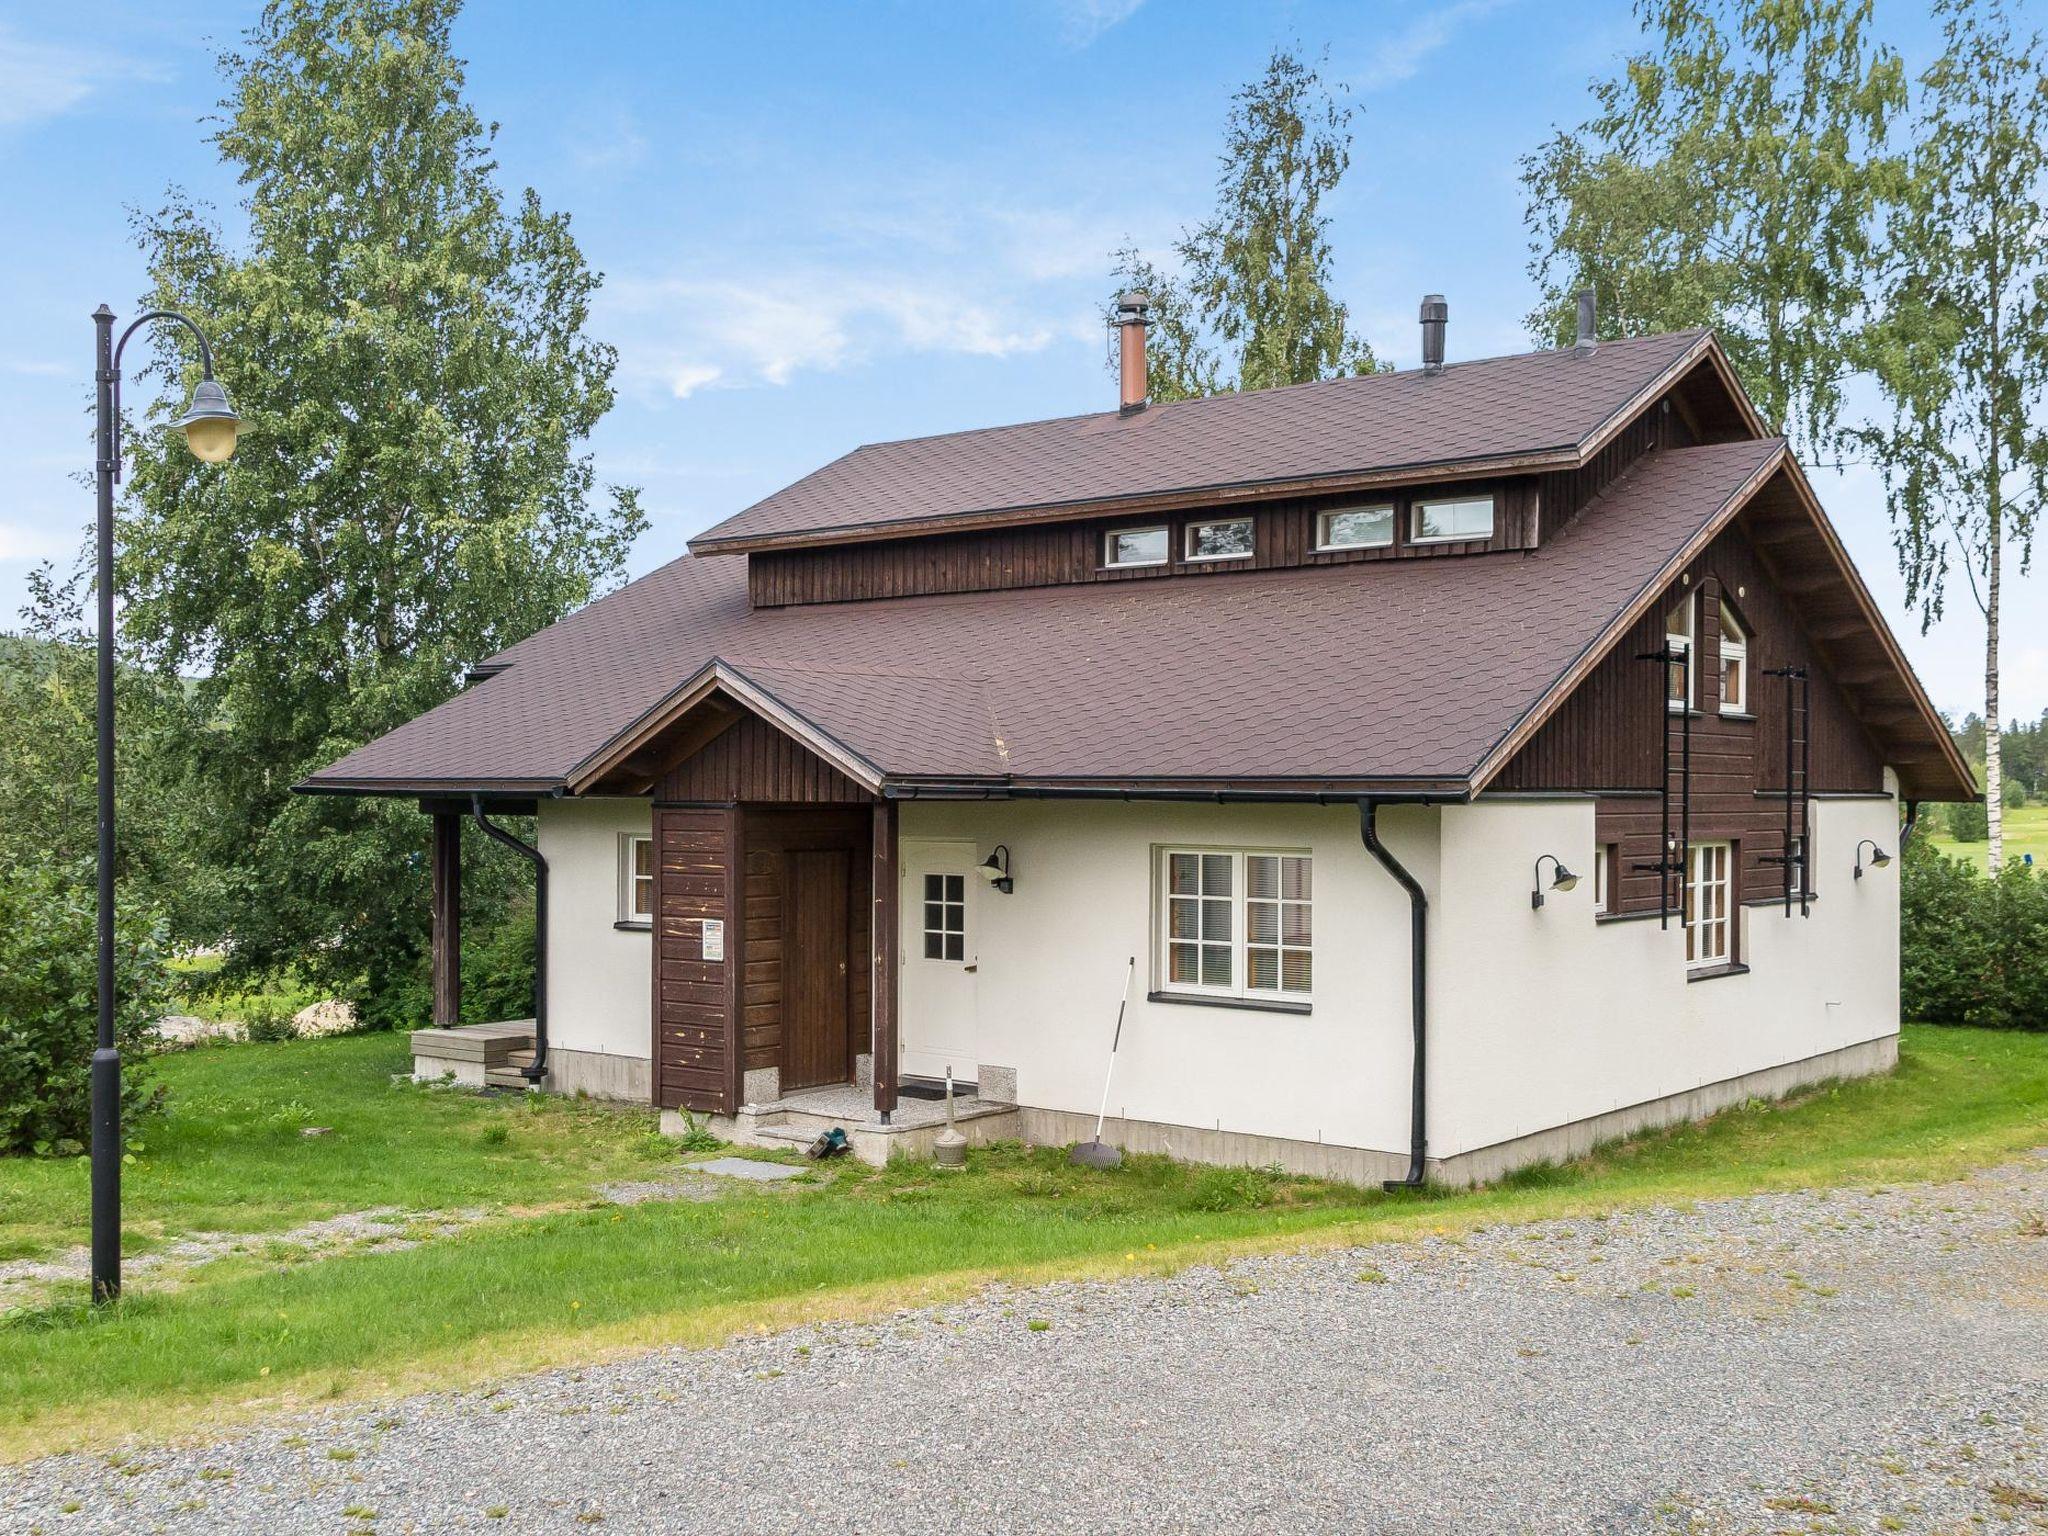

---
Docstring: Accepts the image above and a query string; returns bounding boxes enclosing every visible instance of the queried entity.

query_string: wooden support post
[870,799,899,1119]
[430,810,462,1027]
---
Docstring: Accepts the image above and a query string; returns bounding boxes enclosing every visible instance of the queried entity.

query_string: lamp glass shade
[1550,866,1580,892]
[175,378,239,463]
[976,856,1006,885]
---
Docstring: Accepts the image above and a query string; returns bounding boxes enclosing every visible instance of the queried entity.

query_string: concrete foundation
[1017,1033,1899,1189]
[540,1046,652,1103]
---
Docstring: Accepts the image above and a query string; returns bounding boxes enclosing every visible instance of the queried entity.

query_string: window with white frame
[1718,600,1749,714]
[921,873,965,961]
[1160,849,1312,1002]
[618,833,654,925]
[1684,840,1734,969]
[1103,526,1169,568]
[1315,505,1394,551]
[1593,843,1617,915]
[1410,494,1495,543]
[1185,517,1254,561]
[1666,594,1696,713]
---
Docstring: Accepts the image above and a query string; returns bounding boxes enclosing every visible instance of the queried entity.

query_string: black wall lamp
[977,845,1014,894]
[1854,840,1892,879]
[1531,853,1579,909]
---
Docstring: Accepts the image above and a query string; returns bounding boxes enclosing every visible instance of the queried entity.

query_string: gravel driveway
[6,1155,2046,1535]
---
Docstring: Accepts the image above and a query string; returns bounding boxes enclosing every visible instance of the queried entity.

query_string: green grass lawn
[0,1025,2043,1460]
[1924,800,2048,871]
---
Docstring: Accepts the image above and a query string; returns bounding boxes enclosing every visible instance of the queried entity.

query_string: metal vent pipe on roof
[1419,294,1448,375]
[1113,291,1150,414]
[1575,287,1598,351]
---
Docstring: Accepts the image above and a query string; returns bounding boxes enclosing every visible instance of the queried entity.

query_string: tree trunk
[1985,500,2004,874]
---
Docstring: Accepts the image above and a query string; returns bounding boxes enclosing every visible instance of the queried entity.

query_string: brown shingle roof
[303,437,1791,797]
[691,330,1716,553]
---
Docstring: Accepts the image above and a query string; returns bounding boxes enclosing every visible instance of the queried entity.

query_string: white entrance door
[899,839,979,1084]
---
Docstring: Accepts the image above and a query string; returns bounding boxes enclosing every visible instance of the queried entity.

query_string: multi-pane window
[1411,494,1495,543]
[1316,505,1393,551]
[1104,526,1169,568]
[1718,600,1749,714]
[922,873,965,961]
[1161,849,1312,1002]
[1185,518,1254,561]
[1684,840,1733,969]
[619,834,654,925]
[1666,595,1695,713]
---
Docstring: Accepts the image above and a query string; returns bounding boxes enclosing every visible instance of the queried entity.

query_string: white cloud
[0,520,70,563]
[606,268,1066,400]
[0,26,162,127]
[1357,1,1512,92]
[1052,0,1145,48]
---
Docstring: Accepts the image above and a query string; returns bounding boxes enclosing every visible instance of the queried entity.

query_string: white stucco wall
[1428,791,1901,1157]
[536,798,654,1063]
[900,799,1435,1155]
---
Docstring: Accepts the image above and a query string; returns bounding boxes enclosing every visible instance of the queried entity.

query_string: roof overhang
[689,334,1747,558]
[1467,446,1975,803]
[564,658,887,797]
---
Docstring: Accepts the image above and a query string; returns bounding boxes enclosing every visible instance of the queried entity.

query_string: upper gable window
[1104,526,1169,568]
[1316,506,1394,551]
[1666,594,1696,713]
[1185,518,1255,562]
[1410,494,1495,544]
[1718,600,1750,714]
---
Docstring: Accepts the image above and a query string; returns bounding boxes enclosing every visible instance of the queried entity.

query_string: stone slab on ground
[691,1156,806,1182]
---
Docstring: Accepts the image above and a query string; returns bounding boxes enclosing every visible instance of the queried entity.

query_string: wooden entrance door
[782,848,852,1090]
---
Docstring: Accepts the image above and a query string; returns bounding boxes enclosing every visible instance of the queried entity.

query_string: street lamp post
[90,303,238,1307]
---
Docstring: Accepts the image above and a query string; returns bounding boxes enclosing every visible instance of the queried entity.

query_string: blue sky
[1,0,2040,724]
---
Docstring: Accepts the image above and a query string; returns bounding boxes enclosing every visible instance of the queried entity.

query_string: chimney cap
[1419,293,1448,375]
[1114,291,1151,324]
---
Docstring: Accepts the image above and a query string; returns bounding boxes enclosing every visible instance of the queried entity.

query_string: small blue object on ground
[694,1156,806,1182]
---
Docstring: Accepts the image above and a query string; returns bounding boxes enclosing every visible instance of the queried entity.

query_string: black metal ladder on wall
[1634,641,1693,928]
[1760,665,1812,917]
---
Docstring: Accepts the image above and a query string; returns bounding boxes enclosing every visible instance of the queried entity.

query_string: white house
[301,295,1973,1186]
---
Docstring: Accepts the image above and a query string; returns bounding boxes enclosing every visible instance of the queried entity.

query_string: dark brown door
[782,848,852,1090]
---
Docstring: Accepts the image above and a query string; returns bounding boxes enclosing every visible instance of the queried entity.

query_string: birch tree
[1855,0,2048,871]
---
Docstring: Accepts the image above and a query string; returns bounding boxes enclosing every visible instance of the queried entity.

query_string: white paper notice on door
[701,918,725,962]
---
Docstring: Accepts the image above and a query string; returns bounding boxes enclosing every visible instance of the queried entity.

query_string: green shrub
[1947,798,1989,842]
[0,860,169,1155]
[1902,843,2048,1029]
[2004,779,2029,810]
[353,899,536,1033]
[240,999,298,1043]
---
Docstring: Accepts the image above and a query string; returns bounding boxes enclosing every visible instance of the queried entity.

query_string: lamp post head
[175,376,238,463]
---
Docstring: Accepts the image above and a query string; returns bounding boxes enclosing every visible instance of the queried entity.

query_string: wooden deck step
[410,1022,535,1067]
[484,1065,534,1090]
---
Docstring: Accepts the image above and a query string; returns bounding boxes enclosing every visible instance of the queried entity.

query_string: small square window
[1104,526,1168,568]
[1411,495,1495,543]
[1184,518,1254,561]
[1316,506,1393,550]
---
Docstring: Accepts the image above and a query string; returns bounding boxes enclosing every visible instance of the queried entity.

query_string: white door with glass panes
[899,840,979,1083]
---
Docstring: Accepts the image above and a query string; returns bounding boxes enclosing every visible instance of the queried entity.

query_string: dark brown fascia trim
[293,776,564,798]
[562,658,887,796]
[1464,442,1791,794]
[885,775,1471,803]
[689,447,1585,557]
[1464,443,1976,803]
[688,334,1735,559]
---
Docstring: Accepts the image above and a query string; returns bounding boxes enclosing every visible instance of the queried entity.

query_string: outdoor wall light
[1531,853,1579,909]
[1854,839,1892,879]
[977,845,1014,894]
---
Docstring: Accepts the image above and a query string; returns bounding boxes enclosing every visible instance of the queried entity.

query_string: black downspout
[1360,799,1429,1191]
[1900,799,1921,849]
[472,796,549,1083]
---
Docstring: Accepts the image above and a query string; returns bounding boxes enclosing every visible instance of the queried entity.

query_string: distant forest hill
[1952,713,2047,802]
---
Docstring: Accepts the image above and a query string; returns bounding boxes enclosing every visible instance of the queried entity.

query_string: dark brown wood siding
[652,805,739,1113]
[736,808,872,1078]
[1534,397,1690,545]
[658,714,871,803]
[1495,520,1887,916]
[747,477,1539,608]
